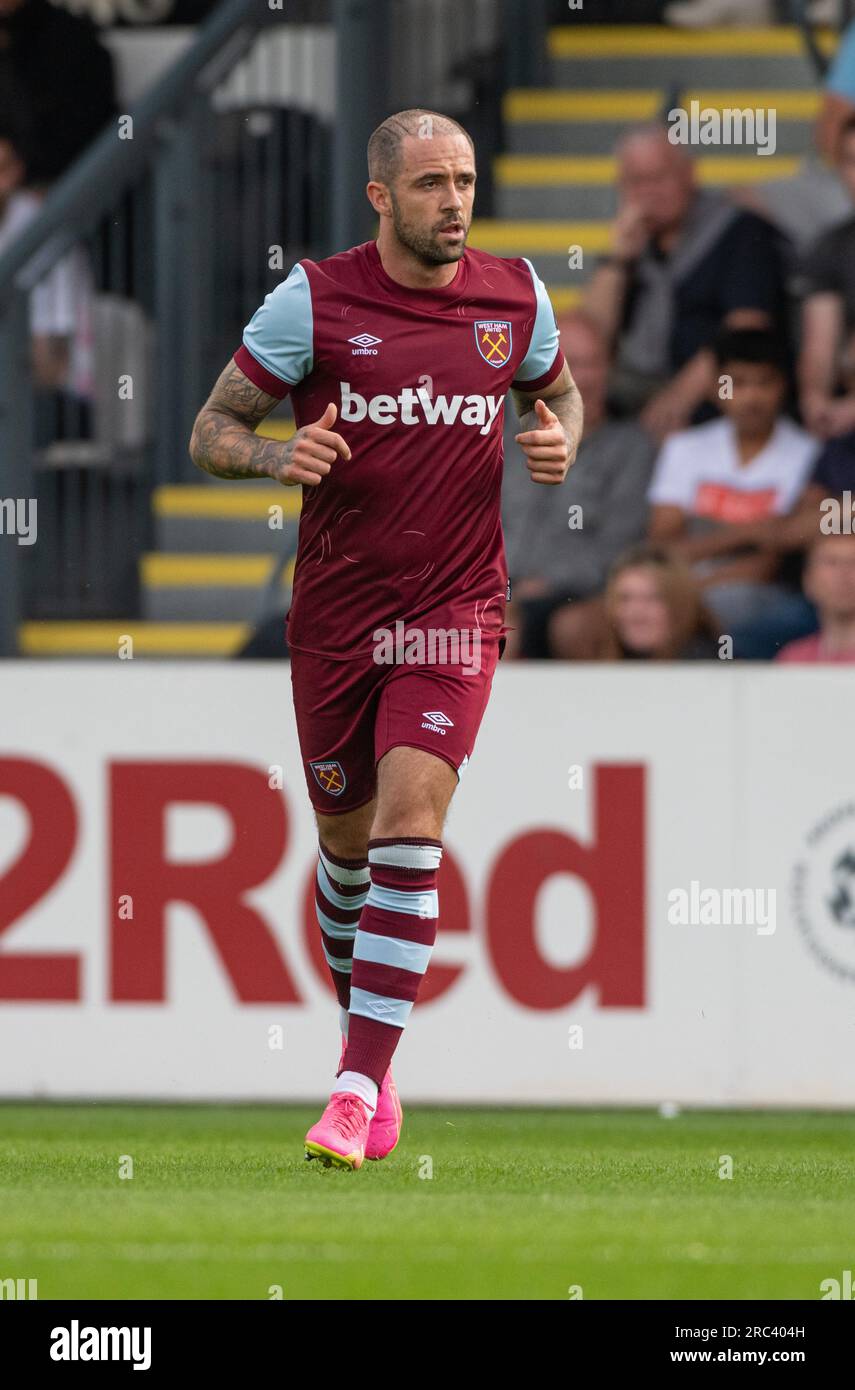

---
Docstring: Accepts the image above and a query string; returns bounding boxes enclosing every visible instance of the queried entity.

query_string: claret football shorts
[290,636,503,814]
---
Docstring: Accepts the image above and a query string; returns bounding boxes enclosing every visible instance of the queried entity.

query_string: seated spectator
[582,125,789,440]
[647,329,820,636]
[684,424,855,655]
[777,533,855,663]
[0,116,95,423]
[595,545,719,661]
[810,422,855,504]
[799,116,855,439]
[501,312,656,659]
[0,0,115,188]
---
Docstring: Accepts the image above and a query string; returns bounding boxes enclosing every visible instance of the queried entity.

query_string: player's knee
[371,777,447,837]
[315,815,370,861]
[373,757,454,838]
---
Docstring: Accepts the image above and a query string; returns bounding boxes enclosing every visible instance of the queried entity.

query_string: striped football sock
[315,841,370,1010]
[341,836,443,1087]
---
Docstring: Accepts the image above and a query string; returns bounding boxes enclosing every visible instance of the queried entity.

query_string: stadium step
[503,89,819,156]
[19,621,250,658]
[547,24,836,88]
[471,218,610,286]
[494,152,803,220]
[153,482,300,554]
[479,25,830,287]
[140,552,295,622]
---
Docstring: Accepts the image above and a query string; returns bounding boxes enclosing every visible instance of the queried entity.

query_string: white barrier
[1,662,854,1105]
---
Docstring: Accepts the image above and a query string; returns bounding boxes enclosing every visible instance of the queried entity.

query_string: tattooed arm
[511,360,583,485]
[189,361,351,486]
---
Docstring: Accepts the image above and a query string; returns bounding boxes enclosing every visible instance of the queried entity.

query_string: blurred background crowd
[2,0,855,663]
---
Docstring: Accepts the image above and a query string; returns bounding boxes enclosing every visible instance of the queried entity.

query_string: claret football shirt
[235,239,565,659]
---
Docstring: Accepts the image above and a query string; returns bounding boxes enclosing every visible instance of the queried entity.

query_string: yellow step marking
[471,220,611,252]
[19,622,250,655]
[505,88,820,121]
[256,418,296,440]
[153,485,302,520]
[547,25,836,58]
[546,286,583,314]
[495,154,801,184]
[141,554,296,587]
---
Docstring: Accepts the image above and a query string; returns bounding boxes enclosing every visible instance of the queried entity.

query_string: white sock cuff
[332,1070,378,1114]
[369,840,443,871]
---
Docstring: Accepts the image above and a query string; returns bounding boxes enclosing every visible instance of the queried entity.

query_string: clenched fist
[267,401,351,487]
[514,398,574,485]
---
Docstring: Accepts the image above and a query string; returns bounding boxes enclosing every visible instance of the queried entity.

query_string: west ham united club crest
[474,320,512,367]
[309,759,346,796]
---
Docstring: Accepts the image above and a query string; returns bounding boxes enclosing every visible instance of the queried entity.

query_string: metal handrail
[788,0,854,81]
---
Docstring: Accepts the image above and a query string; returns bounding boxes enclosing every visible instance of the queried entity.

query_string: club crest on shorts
[310,759,346,796]
[475,320,512,367]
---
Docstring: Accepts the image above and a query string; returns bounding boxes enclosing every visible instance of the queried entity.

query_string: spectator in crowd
[0,116,94,409]
[594,545,720,661]
[729,26,855,253]
[647,328,820,635]
[583,125,789,439]
[777,532,855,662]
[799,115,855,438]
[501,312,657,659]
[0,0,115,187]
[816,16,855,166]
[810,421,855,503]
[680,423,855,655]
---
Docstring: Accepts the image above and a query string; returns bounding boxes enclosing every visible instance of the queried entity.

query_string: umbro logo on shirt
[348,333,382,355]
[421,710,454,735]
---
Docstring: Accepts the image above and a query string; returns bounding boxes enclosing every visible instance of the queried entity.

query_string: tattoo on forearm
[189,362,287,481]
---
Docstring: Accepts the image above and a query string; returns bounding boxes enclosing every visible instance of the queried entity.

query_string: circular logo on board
[791,802,855,984]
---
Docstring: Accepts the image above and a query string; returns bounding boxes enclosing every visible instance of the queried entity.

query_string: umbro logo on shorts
[309,759,347,795]
[421,710,454,736]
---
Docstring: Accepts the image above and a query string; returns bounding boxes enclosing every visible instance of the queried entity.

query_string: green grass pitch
[1,1103,853,1300]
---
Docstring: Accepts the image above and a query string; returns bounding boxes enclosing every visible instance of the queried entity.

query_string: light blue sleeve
[242,262,314,386]
[512,258,560,385]
[826,20,855,98]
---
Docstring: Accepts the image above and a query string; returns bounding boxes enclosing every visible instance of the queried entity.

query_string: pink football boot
[304,1093,372,1170]
[336,1038,403,1161]
[365,1069,403,1160]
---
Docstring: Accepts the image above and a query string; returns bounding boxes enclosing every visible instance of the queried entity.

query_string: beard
[389,190,467,265]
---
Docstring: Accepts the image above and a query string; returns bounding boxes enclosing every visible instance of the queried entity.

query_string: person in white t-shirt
[0,120,94,400]
[648,329,820,639]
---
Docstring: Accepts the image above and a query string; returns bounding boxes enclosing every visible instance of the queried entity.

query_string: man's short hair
[713,327,790,374]
[367,109,474,186]
[0,105,30,171]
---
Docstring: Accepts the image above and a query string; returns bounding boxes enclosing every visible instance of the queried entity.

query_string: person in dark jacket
[0,0,116,187]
